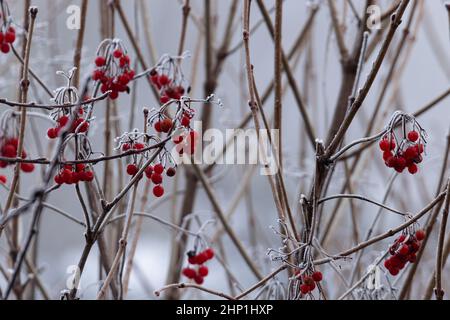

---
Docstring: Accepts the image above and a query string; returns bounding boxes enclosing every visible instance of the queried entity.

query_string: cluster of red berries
[150,70,186,104]
[47,112,89,139]
[126,161,176,198]
[182,248,214,285]
[93,48,135,100]
[54,164,94,185]
[0,137,34,172]
[0,16,16,54]
[384,229,426,276]
[379,130,424,174]
[296,271,323,295]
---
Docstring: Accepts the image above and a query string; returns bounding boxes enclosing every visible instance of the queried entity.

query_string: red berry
[410,241,420,253]
[196,252,208,265]
[153,185,164,197]
[119,55,130,68]
[166,167,176,177]
[84,171,94,182]
[5,30,16,44]
[173,135,183,144]
[154,163,164,174]
[47,128,57,139]
[384,259,391,269]
[151,173,163,185]
[194,275,204,285]
[415,229,426,241]
[113,49,123,58]
[204,248,214,260]
[383,151,393,161]
[408,131,419,142]
[59,115,69,127]
[389,268,399,276]
[181,116,190,127]
[1,43,10,54]
[0,175,7,184]
[198,266,209,277]
[399,245,410,256]
[95,56,106,67]
[144,165,154,178]
[188,255,197,265]
[311,271,323,282]
[126,164,138,176]
[308,282,316,291]
[408,254,417,263]
[182,267,196,279]
[404,147,419,160]
[122,143,131,151]
[20,162,35,173]
[154,121,162,132]
[109,91,119,100]
[0,32,3,43]
[394,156,407,173]
[408,164,418,175]
[379,139,391,152]
[158,74,170,86]
[160,95,170,104]
[300,284,310,295]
